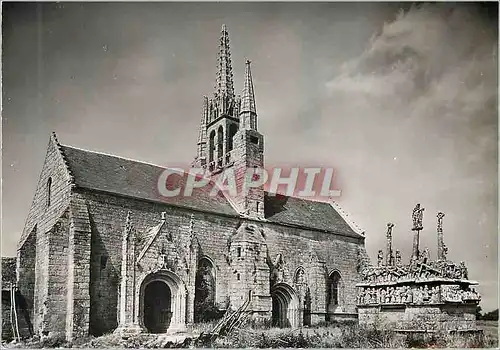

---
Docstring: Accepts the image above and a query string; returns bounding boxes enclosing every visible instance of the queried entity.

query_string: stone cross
[437,212,446,260]
[386,223,394,266]
[411,203,424,261]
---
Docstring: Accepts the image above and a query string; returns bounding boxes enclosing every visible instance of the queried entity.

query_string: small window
[250,136,259,145]
[100,255,108,270]
[237,273,241,281]
[237,247,242,257]
[46,177,52,207]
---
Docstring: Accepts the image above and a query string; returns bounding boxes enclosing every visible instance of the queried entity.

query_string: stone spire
[240,59,257,130]
[214,24,235,115]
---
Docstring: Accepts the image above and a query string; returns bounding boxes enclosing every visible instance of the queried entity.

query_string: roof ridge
[60,143,179,171]
[52,132,75,186]
[264,191,331,204]
[328,200,365,237]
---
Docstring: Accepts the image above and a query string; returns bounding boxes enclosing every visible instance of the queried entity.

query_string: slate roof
[61,145,237,216]
[264,193,360,237]
[60,145,363,238]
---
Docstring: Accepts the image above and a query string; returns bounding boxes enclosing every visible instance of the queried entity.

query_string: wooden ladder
[196,291,252,345]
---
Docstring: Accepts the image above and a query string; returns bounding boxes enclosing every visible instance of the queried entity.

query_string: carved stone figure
[377,250,384,267]
[296,268,306,285]
[379,288,386,304]
[429,286,439,303]
[421,248,430,264]
[407,287,413,303]
[422,285,430,303]
[459,261,468,280]
[395,288,402,304]
[395,250,402,266]
[269,253,286,286]
[412,203,425,231]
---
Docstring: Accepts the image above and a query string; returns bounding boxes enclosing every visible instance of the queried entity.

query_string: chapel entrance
[271,283,299,328]
[139,271,186,334]
[144,281,172,333]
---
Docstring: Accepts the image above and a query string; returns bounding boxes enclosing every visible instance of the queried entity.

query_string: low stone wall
[358,303,477,331]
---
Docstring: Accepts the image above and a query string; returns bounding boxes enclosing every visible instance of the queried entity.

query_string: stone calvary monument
[356,204,481,332]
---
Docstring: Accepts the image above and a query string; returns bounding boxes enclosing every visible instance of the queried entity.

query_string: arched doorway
[144,281,172,333]
[139,271,186,334]
[271,283,299,328]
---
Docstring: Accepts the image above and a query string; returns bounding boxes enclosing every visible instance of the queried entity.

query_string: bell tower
[193,24,241,172]
[232,60,265,218]
[192,25,265,219]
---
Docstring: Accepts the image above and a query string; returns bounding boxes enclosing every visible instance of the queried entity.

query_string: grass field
[478,320,498,348]
[5,320,498,348]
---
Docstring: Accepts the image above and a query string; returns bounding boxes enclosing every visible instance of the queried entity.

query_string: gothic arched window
[327,271,342,313]
[194,256,217,322]
[46,177,52,208]
[217,126,224,162]
[209,130,216,163]
[227,123,238,152]
[294,267,306,286]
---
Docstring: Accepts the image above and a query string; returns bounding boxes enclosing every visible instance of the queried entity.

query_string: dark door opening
[303,288,312,326]
[272,292,291,328]
[144,281,172,333]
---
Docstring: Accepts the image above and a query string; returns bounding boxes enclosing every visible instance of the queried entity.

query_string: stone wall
[16,228,36,327]
[18,135,73,251]
[263,223,364,315]
[17,135,73,337]
[77,188,241,335]
[44,213,71,337]
[358,303,478,331]
[66,196,92,341]
[76,187,365,334]
[2,290,13,341]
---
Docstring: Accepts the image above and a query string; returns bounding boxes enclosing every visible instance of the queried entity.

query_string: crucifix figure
[411,203,425,261]
[386,223,394,266]
[412,204,425,231]
[437,212,446,260]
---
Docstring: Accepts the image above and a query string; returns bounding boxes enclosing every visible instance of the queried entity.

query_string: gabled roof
[60,145,237,216]
[59,145,363,238]
[264,194,361,238]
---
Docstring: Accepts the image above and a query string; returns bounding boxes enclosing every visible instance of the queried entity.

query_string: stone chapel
[12,25,369,341]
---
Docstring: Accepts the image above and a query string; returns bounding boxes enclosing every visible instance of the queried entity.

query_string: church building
[14,25,369,341]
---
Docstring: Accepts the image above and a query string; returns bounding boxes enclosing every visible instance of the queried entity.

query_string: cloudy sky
[2,2,497,311]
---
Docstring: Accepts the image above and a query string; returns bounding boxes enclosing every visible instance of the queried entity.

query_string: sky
[2,2,498,312]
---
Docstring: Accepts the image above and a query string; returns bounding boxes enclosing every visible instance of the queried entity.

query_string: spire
[240,59,257,130]
[215,24,235,101]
